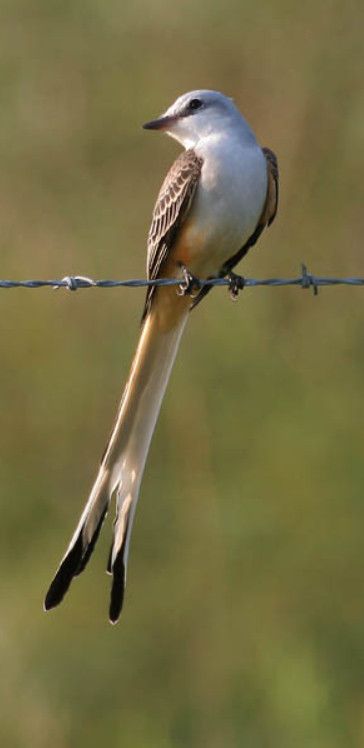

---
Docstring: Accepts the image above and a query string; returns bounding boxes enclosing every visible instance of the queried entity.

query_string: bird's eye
[188,98,203,111]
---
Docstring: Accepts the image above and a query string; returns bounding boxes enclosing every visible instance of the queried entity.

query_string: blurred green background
[0,1,363,746]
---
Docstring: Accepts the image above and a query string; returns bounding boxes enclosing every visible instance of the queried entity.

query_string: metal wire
[0,265,363,295]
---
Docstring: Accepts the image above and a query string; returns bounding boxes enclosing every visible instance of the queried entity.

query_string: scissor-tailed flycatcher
[44,90,279,623]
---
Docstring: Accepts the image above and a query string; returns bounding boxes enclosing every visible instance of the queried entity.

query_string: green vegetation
[0,1,363,745]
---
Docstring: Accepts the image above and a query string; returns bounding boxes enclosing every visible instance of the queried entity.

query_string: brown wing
[142,149,203,321]
[191,147,279,310]
[260,147,279,227]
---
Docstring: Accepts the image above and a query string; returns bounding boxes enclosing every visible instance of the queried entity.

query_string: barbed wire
[0,265,364,296]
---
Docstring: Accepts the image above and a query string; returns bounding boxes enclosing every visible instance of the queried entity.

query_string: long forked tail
[44,296,189,622]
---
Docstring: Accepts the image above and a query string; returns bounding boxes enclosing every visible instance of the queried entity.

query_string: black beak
[142,114,177,131]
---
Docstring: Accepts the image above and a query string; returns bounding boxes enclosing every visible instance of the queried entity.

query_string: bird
[44,89,279,623]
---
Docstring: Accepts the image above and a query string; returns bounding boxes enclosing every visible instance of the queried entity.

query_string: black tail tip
[44,507,109,613]
[44,574,68,611]
[43,530,85,611]
[108,550,126,624]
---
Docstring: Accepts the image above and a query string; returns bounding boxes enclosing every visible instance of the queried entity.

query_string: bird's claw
[227,271,245,300]
[177,266,201,298]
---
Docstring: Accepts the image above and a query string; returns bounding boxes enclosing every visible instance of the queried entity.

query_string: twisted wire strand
[0,266,363,294]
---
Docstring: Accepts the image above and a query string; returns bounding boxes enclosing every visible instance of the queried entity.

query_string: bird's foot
[227,271,245,300]
[177,266,201,298]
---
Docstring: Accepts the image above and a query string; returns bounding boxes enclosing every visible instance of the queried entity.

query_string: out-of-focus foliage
[0,1,363,746]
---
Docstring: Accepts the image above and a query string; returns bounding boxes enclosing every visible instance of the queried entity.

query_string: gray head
[143,89,255,149]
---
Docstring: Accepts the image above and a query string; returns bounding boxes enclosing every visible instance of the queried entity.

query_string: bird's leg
[226,271,245,300]
[177,265,201,298]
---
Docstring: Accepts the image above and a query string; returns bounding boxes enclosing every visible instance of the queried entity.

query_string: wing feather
[142,149,203,320]
[261,147,279,227]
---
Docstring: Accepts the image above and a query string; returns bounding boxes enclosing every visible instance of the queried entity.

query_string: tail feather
[45,298,189,621]
[44,470,111,610]
[106,543,113,575]
[44,528,85,610]
[109,541,127,624]
[75,504,108,576]
[107,489,135,621]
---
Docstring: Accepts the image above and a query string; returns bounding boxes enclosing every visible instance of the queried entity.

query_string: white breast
[185,134,267,276]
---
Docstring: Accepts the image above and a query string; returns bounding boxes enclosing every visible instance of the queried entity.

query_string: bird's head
[143,90,253,149]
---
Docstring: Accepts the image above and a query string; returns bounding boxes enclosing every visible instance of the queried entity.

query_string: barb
[1,266,364,292]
